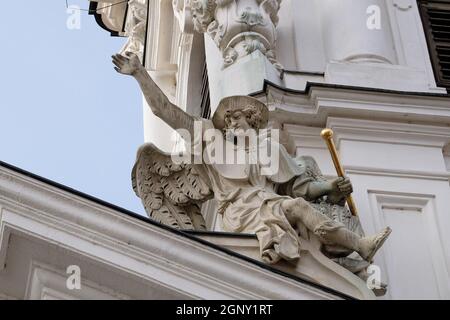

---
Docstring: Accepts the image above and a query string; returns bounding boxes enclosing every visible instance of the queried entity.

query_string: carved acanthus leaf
[189,0,283,70]
[120,0,148,61]
[191,0,217,33]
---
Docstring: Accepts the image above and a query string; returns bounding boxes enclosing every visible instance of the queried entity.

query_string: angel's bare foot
[359,227,392,262]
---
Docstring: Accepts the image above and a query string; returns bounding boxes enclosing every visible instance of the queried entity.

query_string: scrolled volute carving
[190,0,283,70]
[190,0,218,33]
[120,0,148,62]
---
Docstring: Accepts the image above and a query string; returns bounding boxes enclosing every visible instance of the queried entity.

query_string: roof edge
[0,159,354,300]
[89,1,123,37]
[253,80,450,99]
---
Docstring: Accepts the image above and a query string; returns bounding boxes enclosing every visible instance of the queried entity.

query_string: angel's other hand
[336,177,353,196]
[327,177,352,205]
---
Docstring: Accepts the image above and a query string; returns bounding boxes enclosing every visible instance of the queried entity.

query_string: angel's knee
[281,198,310,223]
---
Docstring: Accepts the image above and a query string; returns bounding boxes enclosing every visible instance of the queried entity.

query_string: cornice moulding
[327,117,450,148]
[255,82,450,127]
[0,165,340,300]
[345,166,450,181]
[89,1,128,36]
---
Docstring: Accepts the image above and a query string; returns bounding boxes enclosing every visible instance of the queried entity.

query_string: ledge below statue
[185,230,378,300]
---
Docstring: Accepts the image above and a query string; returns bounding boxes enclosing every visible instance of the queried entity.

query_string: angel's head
[223,105,263,136]
[212,96,269,138]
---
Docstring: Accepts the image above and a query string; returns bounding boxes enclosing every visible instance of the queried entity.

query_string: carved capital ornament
[191,0,283,70]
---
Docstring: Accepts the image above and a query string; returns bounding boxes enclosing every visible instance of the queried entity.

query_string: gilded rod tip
[321,128,334,139]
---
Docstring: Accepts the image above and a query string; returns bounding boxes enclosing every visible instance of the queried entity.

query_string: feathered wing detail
[185,204,207,230]
[294,156,367,271]
[295,155,325,182]
[132,143,213,230]
[294,155,365,236]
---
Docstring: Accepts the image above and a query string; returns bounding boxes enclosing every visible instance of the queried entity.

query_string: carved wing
[132,143,213,230]
[295,156,365,236]
[295,155,326,182]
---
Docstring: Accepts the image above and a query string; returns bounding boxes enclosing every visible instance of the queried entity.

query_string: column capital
[190,0,283,70]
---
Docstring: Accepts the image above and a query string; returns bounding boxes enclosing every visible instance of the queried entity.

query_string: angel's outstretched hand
[112,51,194,134]
[112,52,142,76]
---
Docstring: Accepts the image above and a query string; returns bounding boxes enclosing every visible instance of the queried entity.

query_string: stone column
[320,0,397,64]
[190,0,284,110]
[120,0,148,62]
[192,0,283,70]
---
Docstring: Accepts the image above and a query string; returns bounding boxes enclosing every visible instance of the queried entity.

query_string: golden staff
[320,128,358,217]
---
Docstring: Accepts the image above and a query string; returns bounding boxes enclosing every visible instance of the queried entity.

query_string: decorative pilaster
[191,0,283,70]
[320,0,397,64]
[120,0,148,62]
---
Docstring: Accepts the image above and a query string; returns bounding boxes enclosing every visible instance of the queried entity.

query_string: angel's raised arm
[112,53,195,135]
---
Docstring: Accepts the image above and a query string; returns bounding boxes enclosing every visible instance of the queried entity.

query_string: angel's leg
[281,198,390,261]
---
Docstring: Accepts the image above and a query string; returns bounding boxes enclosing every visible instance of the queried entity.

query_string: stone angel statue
[112,52,391,267]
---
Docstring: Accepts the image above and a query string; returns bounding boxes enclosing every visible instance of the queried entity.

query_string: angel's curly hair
[224,105,263,131]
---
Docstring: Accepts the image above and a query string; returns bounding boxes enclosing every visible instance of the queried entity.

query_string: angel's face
[226,110,251,136]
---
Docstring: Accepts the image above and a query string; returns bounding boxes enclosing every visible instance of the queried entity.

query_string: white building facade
[110,0,449,300]
[87,0,450,299]
[1,0,449,300]
[0,161,346,300]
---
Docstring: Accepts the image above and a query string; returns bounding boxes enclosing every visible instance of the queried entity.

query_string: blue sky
[0,1,146,214]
